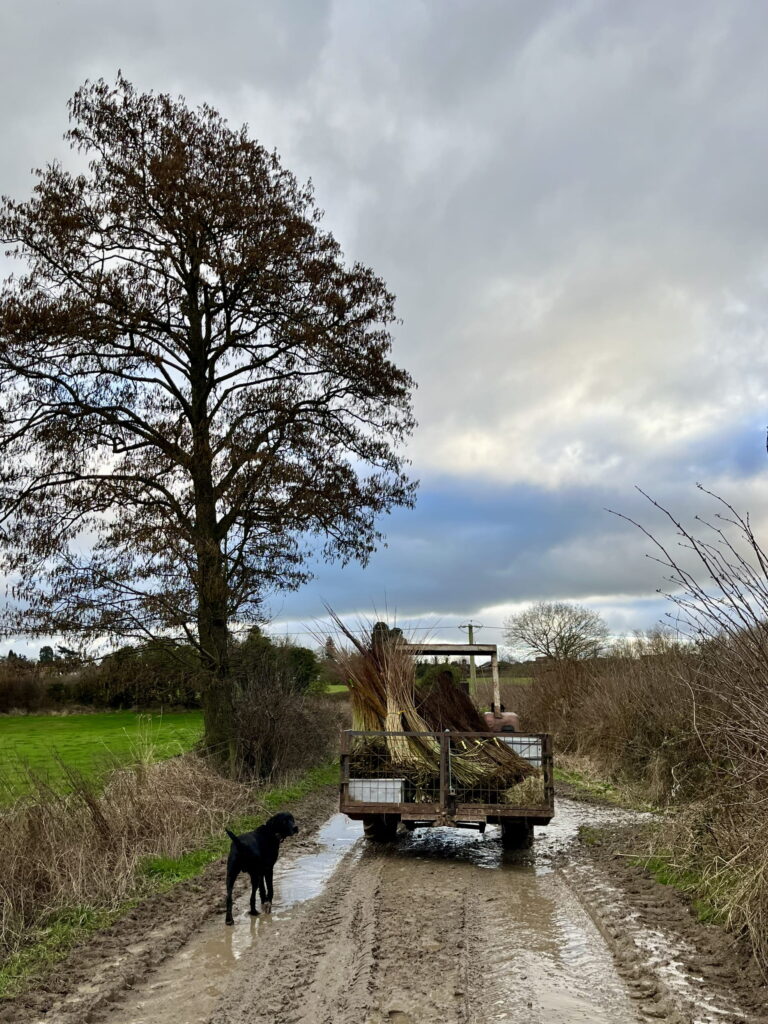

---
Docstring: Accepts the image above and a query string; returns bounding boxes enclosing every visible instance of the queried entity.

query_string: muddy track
[207,804,765,1024]
[6,795,768,1024]
[0,785,340,1024]
[208,822,648,1024]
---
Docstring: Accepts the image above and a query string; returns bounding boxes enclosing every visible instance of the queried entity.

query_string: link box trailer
[339,642,554,849]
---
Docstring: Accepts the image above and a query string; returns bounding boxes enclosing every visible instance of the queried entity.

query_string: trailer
[339,642,554,848]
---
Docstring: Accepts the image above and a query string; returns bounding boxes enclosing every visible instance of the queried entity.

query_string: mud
[6,792,768,1024]
[568,823,768,1022]
[1,784,340,1024]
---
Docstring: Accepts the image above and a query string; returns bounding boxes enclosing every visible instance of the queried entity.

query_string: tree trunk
[195,529,233,760]
[187,280,236,762]
[198,592,233,761]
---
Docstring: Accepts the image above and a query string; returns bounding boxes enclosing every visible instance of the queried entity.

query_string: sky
[2,1,768,655]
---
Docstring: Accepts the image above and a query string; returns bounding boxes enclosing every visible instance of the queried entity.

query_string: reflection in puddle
[103,814,363,1024]
[104,800,648,1024]
[391,795,645,872]
[388,801,646,1023]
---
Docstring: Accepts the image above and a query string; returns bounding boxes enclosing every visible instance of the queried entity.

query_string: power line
[267,624,506,637]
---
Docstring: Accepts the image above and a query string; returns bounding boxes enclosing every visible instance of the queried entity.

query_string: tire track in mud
[209,849,473,1024]
[465,873,644,1024]
[225,856,383,1024]
[21,795,763,1024]
[210,822,651,1024]
[563,861,760,1024]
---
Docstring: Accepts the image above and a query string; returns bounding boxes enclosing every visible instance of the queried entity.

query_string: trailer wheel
[362,814,399,842]
[500,819,534,850]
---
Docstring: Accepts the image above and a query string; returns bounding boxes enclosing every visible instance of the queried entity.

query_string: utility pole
[458,621,483,698]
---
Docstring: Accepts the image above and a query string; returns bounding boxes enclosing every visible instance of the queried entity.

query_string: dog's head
[268,812,299,839]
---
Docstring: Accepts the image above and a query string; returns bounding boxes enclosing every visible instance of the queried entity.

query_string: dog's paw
[225,919,235,926]
[248,908,260,916]
[262,901,272,914]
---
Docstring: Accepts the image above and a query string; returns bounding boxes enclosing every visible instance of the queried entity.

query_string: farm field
[0,710,203,800]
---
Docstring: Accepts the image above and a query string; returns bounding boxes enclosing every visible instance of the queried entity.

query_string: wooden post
[492,652,501,719]
[439,731,448,821]
[339,729,350,803]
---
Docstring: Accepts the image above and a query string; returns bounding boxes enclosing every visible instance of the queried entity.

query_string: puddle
[384,802,647,1022]
[102,814,363,1024]
[387,796,645,872]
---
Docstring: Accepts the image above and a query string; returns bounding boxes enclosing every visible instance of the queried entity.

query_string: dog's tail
[226,828,247,852]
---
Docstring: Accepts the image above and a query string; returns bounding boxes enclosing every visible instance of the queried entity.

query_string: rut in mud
[76,799,759,1024]
[205,821,644,1024]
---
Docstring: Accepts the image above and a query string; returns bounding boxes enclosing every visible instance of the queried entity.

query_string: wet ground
[97,814,364,1024]
[21,792,764,1024]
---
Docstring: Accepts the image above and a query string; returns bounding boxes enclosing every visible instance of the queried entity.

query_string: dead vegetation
[0,754,252,961]
[517,489,768,975]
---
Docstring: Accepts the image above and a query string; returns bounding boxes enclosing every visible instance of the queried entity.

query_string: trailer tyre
[500,819,534,850]
[362,814,399,842]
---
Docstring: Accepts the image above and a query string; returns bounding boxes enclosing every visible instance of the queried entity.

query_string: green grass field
[0,710,203,800]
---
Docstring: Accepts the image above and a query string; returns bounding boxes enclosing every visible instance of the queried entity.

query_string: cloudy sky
[3,1,768,653]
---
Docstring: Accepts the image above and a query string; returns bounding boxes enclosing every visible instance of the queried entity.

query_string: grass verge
[0,760,337,1000]
[631,852,726,925]
[140,762,338,888]
[554,753,658,812]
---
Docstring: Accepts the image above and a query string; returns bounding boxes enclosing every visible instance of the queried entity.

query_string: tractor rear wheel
[500,819,534,849]
[362,814,399,842]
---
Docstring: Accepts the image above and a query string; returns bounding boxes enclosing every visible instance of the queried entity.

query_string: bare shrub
[227,640,345,781]
[601,488,768,973]
[514,635,707,805]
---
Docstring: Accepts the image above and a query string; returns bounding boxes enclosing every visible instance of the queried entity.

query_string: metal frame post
[439,731,448,821]
[339,728,350,803]
[491,652,501,719]
[467,622,476,696]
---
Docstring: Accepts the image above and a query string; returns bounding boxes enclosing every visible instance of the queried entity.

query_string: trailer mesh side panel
[343,731,551,812]
[347,733,440,804]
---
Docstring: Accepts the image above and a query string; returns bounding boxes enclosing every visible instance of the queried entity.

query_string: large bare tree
[503,601,610,660]
[0,76,416,745]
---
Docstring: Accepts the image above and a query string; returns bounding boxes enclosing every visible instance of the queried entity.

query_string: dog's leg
[261,865,273,913]
[249,873,260,916]
[225,863,239,926]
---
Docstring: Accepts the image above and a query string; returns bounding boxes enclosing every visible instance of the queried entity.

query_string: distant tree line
[0,628,321,713]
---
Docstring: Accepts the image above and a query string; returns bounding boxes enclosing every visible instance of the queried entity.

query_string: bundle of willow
[416,670,488,732]
[328,612,534,787]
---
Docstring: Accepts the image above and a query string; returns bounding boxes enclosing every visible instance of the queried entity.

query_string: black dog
[224,812,299,925]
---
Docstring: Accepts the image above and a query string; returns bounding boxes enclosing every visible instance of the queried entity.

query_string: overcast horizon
[3,1,768,657]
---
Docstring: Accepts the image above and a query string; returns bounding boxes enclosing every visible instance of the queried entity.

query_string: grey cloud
[2,1,768,627]
[266,471,768,633]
